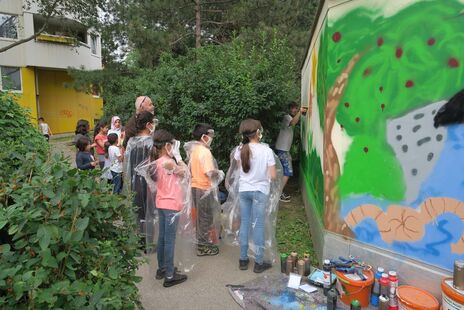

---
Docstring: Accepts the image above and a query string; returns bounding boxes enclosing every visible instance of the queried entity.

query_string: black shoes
[163,272,188,287]
[253,262,272,273]
[239,259,249,270]
[155,267,178,280]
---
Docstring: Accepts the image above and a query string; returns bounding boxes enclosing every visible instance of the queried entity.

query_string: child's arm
[116,147,124,162]
[48,125,53,136]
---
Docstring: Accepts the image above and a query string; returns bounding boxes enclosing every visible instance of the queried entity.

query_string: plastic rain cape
[134,154,198,274]
[183,141,224,249]
[222,145,283,264]
[123,135,153,249]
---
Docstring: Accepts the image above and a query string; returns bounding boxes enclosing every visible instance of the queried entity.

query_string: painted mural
[302,0,464,270]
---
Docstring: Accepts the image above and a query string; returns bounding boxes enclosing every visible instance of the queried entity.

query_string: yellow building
[0,0,103,134]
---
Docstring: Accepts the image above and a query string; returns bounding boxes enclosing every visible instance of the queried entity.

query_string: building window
[0,66,22,92]
[0,13,18,39]
[90,34,97,54]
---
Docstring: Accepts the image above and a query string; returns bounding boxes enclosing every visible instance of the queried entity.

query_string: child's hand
[91,161,98,167]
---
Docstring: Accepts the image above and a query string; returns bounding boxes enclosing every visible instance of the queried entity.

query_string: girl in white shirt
[233,119,276,273]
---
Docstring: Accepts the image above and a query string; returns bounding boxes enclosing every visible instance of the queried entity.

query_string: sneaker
[239,259,249,270]
[197,245,219,256]
[279,193,291,202]
[253,262,272,273]
[163,272,188,287]
[155,267,178,280]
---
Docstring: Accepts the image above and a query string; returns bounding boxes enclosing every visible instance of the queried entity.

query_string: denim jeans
[111,171,123,194]
[157,208,179,277]
[239,191,268,264]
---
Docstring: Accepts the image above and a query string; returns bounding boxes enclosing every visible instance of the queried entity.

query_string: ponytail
[240,143,251,173]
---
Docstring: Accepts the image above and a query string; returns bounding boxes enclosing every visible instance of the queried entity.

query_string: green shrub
[0,94,142,308]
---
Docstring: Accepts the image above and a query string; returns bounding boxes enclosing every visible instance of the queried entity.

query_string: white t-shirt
[39,123,49,135]
[275,114,293,152]
[109,145,123,173]
[234,143,276,195]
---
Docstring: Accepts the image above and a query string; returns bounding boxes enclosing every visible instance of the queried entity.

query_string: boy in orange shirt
[186,123,223,256]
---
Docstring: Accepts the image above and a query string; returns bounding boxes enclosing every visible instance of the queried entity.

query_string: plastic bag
[222,145,283,264]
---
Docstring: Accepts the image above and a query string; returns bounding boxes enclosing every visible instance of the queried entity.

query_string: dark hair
[76,136,90,152]
[289,102,298,109]
[105,133,119,158]
[93,120,108,140]
[151,129,175,161]
[239,119,261,173]
[38,117,44,121]
[75,119,90,135]
[135,111,155,133]
[192,123,213,141]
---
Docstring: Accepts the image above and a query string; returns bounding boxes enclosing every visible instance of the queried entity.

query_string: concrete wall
[301,0,464,298]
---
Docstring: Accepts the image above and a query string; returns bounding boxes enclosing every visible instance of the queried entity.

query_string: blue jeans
[111,171,123,194]
[239,191,268,264]
[157,209,179,277]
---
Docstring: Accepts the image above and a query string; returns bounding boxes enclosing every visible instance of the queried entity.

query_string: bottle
[286,256,293,275]
[388,271,399,310]
[326,288,337,310]
[297,260,305,276]
[291,252,298,272]
[379,295,390,310]
[280,253,288,274]
[323,259,332,296]
[370,267,384,306]
[350,299,361,310]
[303,253,311,276]
[379,273,389,297]
[454,260,464,290]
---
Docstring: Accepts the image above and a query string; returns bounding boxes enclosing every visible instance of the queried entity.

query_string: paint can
[396,285,438,310]
[286,256,293,275]
[303,253,311,276]
[291,252,298,270]
[280,253,288,274]
[442,278,464,310]
[454,260,464,291]
[297,260,305,276]
[350,300,361,310]
[323,259,332,296]
[327,288,338,310]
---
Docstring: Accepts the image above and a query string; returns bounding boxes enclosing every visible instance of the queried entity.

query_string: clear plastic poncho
[134,154,197,274]
[222,145,283,264]
[123,135,154,250]
[183,141,224,251]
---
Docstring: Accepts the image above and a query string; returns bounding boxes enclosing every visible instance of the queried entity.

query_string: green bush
[71,35,299,168]
[0,94,142,308]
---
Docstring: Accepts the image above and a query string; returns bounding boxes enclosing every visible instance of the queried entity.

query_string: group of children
[68,101,306,288]
[74,116,125,194]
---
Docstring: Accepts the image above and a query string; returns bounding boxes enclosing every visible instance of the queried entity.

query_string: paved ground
[50,136,281,309]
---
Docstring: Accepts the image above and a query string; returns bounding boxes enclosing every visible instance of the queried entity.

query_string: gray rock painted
[386,100,447,203]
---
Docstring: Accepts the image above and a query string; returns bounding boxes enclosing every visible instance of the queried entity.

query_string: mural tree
[321,0,464,241]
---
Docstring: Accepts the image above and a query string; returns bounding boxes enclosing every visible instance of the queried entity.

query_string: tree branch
[169,33,193,46]
[202,20,235,25]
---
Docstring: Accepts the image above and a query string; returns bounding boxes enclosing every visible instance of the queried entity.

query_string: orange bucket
[442,278,464,310]
[396,285,439,310]
[335,269,374,307]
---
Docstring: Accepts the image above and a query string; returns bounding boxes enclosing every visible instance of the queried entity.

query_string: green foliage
[72,35,299,168]
[0,95,142,308]
[326,0,464,200]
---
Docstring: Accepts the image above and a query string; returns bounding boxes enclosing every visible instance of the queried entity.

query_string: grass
[276,177,318,266]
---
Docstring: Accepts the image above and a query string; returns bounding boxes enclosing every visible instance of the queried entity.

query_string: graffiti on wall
[303,0,464,270]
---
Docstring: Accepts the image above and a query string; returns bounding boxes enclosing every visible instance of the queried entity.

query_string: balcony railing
[36,33,77,46]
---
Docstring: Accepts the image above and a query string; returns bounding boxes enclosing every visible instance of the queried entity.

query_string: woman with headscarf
[108,116,125,145]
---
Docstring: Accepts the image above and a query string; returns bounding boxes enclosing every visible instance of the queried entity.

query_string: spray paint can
[303,253,311,276]
[379,272,390,300]
[326,288,337,310]
[286,256,293,275]
[291,252,298,272]
[297,260,305,276]
[379,295,390,310]
[350,300,361,310]
[280,253,288,274]
[370,267,384,306]
[323,259,332,296]
[454,260,464,290]
[388,271,399,310]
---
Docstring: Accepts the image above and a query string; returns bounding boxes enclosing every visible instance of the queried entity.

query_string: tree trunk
[195,0,201,48]
[323,52,363,237]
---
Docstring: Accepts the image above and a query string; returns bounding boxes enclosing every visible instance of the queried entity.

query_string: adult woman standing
[234,119,277,273]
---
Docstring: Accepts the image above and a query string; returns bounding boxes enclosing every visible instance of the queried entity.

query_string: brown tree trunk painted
[323,53,363,237]
[195,0,201,48]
